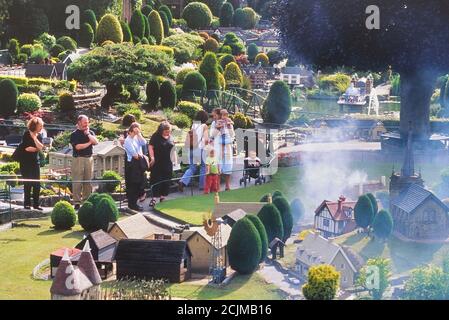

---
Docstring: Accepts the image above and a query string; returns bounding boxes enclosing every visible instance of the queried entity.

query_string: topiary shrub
[20,44,34,57]
[366,193,379,215]
[133,36,141,44]
[177,101,202,119]
[182,71,207,99]
[176,68,195,85]
[257,203,284,243]
[77,201,96,231]
[36,33,56,51]
[101,170,121,193]
[273,190,284,198]
[58,92,75,112]
[255,52,269,67]
[120,20,133,42]
[233,112,247,129]
[354,194,375,230]
[124,108,143,122]
[247,43,259,63]
[204,38,219,52]
[143,15,151,40]
[149,10,164,45]
[182,2,213,30]
[240,7,259,29]
[51,200,77,230]
[83,9,98,31]
[0,79,18,117]
[50,44,65,57]
[159,10,170,37]
[227,217,262,274]
[224,62,243,88]
[78,193,119,232]
[199,52,220,91]
[218,72,226,90]
[56,36,77,52]
[219,54,236,70]
[303,265,340,300]
[223,32,245,55]
[96,14,124,44]
[159,5,173,26]
[160,80,177,109]
[262,80,292,125]
[372,209,394,239]
[17,93,41,113]
[172,113,192,129]
[8,39,20,60]
[246,214,268,262]
[290,198,305,223]
[141,4,153,16]
[29,49,49,64]
[272,196,293,241]
[80,23,94,48]
[220,2,234,27]
[220,45,232,55]
[141,37,150,44]
[146,78,160,111]
[130,9,146,40]
[17,53,28,64]
[233,8,245,27]
[96,196,119,231]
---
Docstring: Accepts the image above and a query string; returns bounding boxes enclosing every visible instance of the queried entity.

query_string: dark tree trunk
[399,70,437,140]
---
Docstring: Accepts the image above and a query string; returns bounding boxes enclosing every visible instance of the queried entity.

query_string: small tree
[101,170,121,193]
[159,10,170,37]
[255,52,269,67]
[219,54,236,70]
[130,9,146,40]
[146,78,160,111]
[143,15,151,39]
[262,80,292,124]
[182,71,207,99]
[227,217,262,274]
[58,92,75,113]
[51,201,77,230]
[56,36,77,52]
[160,80,177,109]
[199,52,221,91]
[354,195,375,230]
[272,196,293,242]
[246,214,268,262]
[290,198,305,223]
[356,258,391,300]
[83,9,98,32]
[159,5,173,26]
[80,23,94,48]
[220,2,234,27]
[149,10,164,44]
[223,32,245,55]
[257,203,284,243]
[247,43,259,63]
[8,39,20,61]
[96,197,119,231]
[0,79,18,117]
[182,2,213,30]
[403,265,449,300]
[366,193,378,215]
[303,265,340,300]
[372,209,394,240]
[96,14,123,44]
[176,68,195,84]
[224,62,243,89]
[204,38,219,53]
[120,20,133,42]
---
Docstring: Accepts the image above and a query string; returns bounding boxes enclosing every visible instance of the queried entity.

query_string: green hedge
[257,203,284,243]
[182,2,213,30]
[51,201,77,230]
[17,93,41,113]
[160,80,177,109]
[246,214,268,262]
[272,196,293,241]
[0,79,18,117]
[78,193,119,232]
[149,10,164,45]
[96,14,124,44]
[177,101,202,119]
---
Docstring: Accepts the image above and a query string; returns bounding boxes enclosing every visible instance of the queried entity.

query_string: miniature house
[50,247,81,278]
[314,196,357,238]
[75,230,117,279]
[115,239,192,283]
[108,213,173,241]
[50,243,102,300]
[181,224,232,274]
[222,209,248,227]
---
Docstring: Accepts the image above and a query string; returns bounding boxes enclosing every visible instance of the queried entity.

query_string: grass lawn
[0,218,85,300]
[156,167,301,225]
[334,232,449,274]
[168,273,285,300]
[102,114,161,137]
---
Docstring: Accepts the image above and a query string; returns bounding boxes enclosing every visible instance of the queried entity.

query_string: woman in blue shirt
[124,122,148,211]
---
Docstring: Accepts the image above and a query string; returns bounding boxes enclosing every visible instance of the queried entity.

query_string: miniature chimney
[338,196,346,212]
[50,249,81,297]
[77,241,102,286]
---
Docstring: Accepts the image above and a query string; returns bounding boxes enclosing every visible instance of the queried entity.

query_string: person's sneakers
[178,181,185,192]
[74,204,80,210]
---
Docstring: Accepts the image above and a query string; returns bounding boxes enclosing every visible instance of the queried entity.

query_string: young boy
[204,147,220,194]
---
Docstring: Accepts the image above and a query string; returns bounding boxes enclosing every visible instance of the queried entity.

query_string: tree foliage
[354,194,375,229]
[262,80,292,124]
[303,264,340,300]
[199,52,221,91]
[257,203,284,243]
[149,10,164,44]
[272,196,293,241]
[356,258,391,300]
[246,214,268,262]
[160,80,177,109]
[182,2,213,30]
[403,265,449,300]
[130,9,145,40]
[372,209,394,239]
[0,79,18,117]
[220,2,234,27]
[224,62,243,88]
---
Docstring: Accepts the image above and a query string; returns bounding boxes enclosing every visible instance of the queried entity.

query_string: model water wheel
[203,217,218,237]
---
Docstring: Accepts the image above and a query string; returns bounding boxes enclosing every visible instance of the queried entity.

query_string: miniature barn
[222,209,248,227]
[114,239,192,283]
[108,214,174,241]
[50,247,82,278]
[181,224,232,274]
[75,230,117,279]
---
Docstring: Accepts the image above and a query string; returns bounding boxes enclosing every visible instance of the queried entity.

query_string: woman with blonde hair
[20,117,45,210]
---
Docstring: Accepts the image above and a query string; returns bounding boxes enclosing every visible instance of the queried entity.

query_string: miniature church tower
[389,124,424,201]
[50,242,102,300]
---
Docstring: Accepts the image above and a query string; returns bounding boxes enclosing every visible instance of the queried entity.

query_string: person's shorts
[221,163,233,175]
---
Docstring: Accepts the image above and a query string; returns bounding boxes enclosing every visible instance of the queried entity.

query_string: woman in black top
[20,117,45,210]
[148,121,176,207]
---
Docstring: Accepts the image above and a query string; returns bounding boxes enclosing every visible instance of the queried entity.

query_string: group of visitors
[12,107,236,212]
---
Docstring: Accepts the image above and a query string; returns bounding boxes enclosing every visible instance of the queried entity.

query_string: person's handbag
[12,143,24,162]
[140,155,150,172]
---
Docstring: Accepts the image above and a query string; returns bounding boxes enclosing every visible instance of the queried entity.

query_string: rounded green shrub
[20,44,34,57]
[255,53,269,67]
[204,38,219,52]
[17,53,28,64]
[0,79,18,117]
[262,80,292,125]
[146,78,160,111]
[56,36,77,52]
[101,170,121,193]
[182,71,207,98]
[219,54,236,70]
[177,101,202,119]
[50,44,65,57]
[223,32,245,55]
[232,112,247,129]
[172,113,192,129]
[247,43,259,63]
[199,52,220,91]
[130,9,146,40]
[77,201,96,231]
[159,10,170,37]
[37,33,56,51]
[8,39,20,59]
[182,2,213,30]
[143,15,151,39]
[51,200,77,230]
[220,2,234,27]
[159,5,173,26]
[149,10,164,45]
[80,23,94,48]
[233,8,245,27]
[176,68,195,84]
[227,217,262,274]
[224,62,243,88]
[354,194,375,229]
[96,197,119,231]
[246,214,268,262]
[220,45,232,55]
[290,198,305,223]
[120,20,133,42]
[372,209,394,239]
[17,93,41,113]
[58,92,75,112]
[257,203,284,243]
[96,14,124,44]
[273,196,293,241]
[366,193,379,215]
[142,4,153,16]
[29,49,49,64]
[83,9,98,31]
[160,80,177,109]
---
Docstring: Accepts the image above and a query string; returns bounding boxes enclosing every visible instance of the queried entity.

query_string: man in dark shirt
[70,115,98,209]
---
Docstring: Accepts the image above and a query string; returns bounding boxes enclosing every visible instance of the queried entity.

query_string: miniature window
[424,209,437,224]
[323,219,330,227]
[341,264,345,269]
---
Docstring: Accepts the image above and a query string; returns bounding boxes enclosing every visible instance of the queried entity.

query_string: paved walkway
[258,261,302,298]
[278,140,381,154]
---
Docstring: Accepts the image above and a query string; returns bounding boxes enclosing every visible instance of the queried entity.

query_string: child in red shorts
[204,148,220,194]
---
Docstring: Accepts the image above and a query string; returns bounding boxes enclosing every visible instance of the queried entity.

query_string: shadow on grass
[37,228,85,239]
[359,237,386,259]
[193,274,252,300]
[0,237,26,244]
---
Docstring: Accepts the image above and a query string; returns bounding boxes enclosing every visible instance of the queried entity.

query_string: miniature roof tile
[115,239,191,263]
[110,214,171,239]
[223,209,248,223]
[391,184,449,214]
[315,199,356,221]
[182,224,232,250]
[77,243,102,286]
[50,249,82,296]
